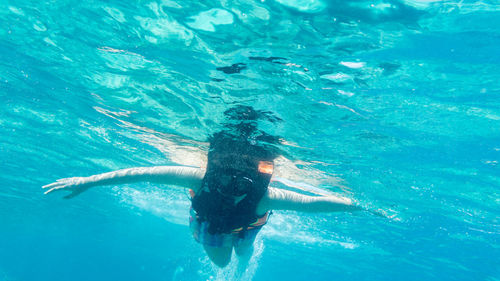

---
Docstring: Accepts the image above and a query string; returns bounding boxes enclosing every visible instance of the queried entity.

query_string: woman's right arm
[43,166,205,198]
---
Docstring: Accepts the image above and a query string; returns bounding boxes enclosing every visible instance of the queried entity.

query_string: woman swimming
[42,106,359,267]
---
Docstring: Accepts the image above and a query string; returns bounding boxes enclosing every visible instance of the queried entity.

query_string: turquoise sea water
[1,0,499,280]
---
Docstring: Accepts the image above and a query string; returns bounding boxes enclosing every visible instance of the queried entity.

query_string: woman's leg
[234,243,254,257]
[203,244,232,268]
[234,234,256,273]
[234,229,258,257]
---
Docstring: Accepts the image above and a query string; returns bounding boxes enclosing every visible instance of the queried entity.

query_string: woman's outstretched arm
[257,187,359,214]
[43,166,205,199]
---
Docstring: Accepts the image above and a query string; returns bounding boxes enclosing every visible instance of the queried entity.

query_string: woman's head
[207,105,282,172]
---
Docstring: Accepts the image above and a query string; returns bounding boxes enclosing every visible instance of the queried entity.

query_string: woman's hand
[42,177,91,199]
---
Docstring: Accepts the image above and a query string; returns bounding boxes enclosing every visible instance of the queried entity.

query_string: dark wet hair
[207,105,282,171]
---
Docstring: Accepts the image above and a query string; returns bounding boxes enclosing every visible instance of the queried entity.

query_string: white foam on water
[186,9,234,32]
[426,102,500,121]
[239,237,265,280]
[92,106,208,167]
[91,72,129,89]
[275,0,327,13]
[103,6,126,23]
[401,0,443,9]
[272,177,335,196]
[116,186,191,226]
[263,213,358,249]
[339,61,366,69]
[161,0,182,9]
[8,6,24,16]
[135,15,194,44]
[43,37,57,47]
[208,237,265,281]
[369,2,393,12]
[337,90,355,97]
[97,47,152,71]
[228,0,271,23]
[273,156,346,191]
[320,73,352,83]
[10,105,59,124]
[171,265,185,281]
[194,248,257,280]
[33,20,47,32]
[135,133,207,168]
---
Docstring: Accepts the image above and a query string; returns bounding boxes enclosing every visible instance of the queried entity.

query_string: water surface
[1,0,499,280]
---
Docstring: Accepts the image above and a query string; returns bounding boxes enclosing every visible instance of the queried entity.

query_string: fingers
[42,177,83,198]
[44,187,56,195]
[42,180,70,194]
[42,177,75,191]
[43,186,65,194]
[42,178,72,189]
[42,182,60,189]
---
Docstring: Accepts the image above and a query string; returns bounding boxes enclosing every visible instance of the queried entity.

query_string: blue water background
[1,0,499,280]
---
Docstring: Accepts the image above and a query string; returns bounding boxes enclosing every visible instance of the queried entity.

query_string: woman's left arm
[257,187,360,213]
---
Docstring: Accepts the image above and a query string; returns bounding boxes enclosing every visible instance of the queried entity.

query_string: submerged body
[43,165,356,267]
